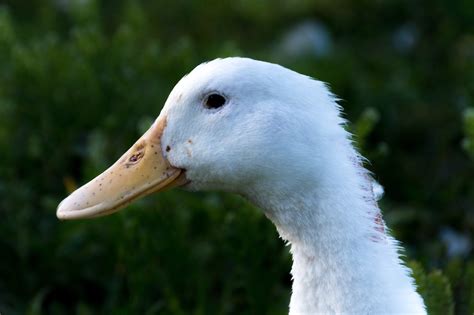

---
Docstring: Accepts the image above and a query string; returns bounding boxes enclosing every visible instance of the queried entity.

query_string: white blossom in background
[392,23,419,53]
[277,20,332,58]
[440,227,471,257]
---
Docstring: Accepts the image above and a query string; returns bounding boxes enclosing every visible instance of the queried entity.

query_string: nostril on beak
[129,152,144,163]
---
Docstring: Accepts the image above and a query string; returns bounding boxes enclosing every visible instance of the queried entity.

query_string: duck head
[57,57,345,220]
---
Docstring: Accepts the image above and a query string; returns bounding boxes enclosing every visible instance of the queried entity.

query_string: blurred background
[0,0,473,314]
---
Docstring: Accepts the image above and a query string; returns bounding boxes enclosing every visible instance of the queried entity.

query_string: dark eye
[204,93,226,109]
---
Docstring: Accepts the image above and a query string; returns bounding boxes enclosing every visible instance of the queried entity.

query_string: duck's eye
[204,93,226,109]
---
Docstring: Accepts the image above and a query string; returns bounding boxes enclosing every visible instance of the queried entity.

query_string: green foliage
[351,107,380,153]
[410,261,454,315]
[0,1,473,314]
[462,108,474,159]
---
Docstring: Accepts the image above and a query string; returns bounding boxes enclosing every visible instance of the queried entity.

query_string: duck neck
[247,161,425,314]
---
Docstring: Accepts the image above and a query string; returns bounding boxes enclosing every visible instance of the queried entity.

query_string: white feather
[160,57,426,314]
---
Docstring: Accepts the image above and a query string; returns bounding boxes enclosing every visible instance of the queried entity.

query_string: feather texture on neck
[246,123,426,315]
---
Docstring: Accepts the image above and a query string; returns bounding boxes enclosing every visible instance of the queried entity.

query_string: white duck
[57,57,426,314]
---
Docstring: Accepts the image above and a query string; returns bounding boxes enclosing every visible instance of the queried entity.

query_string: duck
[57,57,427,314]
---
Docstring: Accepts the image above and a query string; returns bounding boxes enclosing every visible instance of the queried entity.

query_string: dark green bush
[0,1,473,314]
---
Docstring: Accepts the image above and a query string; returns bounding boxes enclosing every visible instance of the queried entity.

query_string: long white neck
[286,195,426,314]
[247,145,426,314]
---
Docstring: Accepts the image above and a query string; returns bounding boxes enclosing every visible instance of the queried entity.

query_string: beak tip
[56,212,66,220]
[56,200,70,220]
[56,196,82,220]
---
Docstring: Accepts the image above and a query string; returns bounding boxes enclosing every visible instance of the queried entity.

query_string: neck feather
[246,146,426,314]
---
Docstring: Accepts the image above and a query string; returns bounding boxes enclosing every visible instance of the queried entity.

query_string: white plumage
[58,57,426,314]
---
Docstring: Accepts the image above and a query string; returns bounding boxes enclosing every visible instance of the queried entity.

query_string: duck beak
[56,116,185,220]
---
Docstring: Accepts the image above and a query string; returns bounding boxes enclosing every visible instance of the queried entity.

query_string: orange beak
[57,116,186,220]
